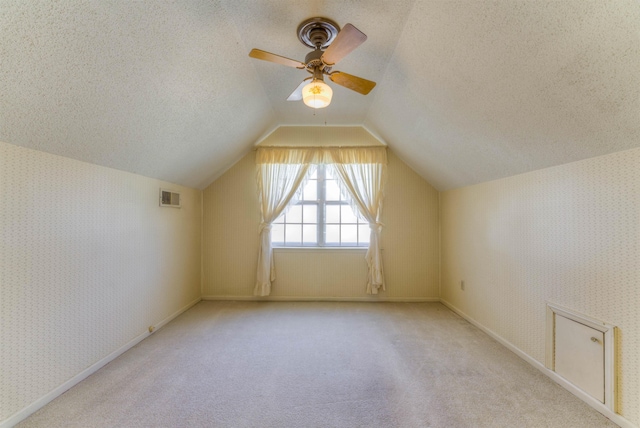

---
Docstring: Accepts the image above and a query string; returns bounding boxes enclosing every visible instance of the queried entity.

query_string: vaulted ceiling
[2,1,639,190]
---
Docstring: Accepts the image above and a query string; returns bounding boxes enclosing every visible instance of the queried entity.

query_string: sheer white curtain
[255,146,387,296]
[330,148,387,294]
[254,148,314,296]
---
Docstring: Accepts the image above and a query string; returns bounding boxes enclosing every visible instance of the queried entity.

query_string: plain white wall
[0,142,202,425]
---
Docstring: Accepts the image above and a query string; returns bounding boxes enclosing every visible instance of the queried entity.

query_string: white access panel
[555,314,604,402]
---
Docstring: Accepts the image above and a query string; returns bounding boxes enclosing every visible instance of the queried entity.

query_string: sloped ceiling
[1,1,639,190]
[366,0,640,190]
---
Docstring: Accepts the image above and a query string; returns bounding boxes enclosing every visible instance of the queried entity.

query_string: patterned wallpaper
[441,147,640,425]
[0,142,202,424]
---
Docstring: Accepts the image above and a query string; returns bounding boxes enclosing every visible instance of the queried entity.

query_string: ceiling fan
[249,17,376,109]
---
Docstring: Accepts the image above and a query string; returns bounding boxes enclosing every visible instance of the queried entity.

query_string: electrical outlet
[460,280,465,291]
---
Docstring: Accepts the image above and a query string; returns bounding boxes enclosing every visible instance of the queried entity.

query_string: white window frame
[273,164,369,247]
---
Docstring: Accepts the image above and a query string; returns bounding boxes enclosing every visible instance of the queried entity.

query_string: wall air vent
[159,189,181,208]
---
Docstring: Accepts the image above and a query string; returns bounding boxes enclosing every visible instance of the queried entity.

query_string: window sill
[273,246,368,251]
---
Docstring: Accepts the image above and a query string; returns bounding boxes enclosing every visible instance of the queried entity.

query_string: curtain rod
[253,145,387,151]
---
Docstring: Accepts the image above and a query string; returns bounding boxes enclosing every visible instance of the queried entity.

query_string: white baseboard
[201,295,440,302]
[1,296,202,428]
[154,296,201,330]
[439,299,636,428]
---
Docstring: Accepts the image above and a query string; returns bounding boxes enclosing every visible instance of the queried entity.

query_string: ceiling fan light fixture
[248,18,374,109]
[302,79,333,109]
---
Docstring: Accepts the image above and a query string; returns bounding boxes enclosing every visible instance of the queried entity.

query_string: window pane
[303,205,317,223]
[285,224,302,245]
[272,224,285,243]
[341,205,359,224]
[270,164,375,247]
[325,205,340,223]
[326,180,341,201]
[341,225,358,244]
[358,224,370,244]
[303,225,317,244]
[326,225,340,244]
[286,205,302,223]
[302,180,317,201]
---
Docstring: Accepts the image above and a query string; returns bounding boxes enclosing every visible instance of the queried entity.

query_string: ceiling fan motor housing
[304,49,327,72]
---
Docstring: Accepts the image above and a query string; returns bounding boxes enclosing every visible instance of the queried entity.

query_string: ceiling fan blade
[249,49,306,69]
[329,72,376,95]
[321,24,367,66]
[287,78,312,101]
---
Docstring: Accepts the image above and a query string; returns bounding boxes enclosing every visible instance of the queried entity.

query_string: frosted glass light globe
[302,80,333,109]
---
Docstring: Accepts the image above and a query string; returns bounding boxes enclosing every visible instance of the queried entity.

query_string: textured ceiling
[366,0,640,190]
[2,1,639,190]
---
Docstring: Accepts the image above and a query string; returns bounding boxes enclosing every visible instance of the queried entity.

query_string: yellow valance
[256,146,387,165]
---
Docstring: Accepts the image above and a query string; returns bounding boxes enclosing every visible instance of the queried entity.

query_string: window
[272,165,370,247]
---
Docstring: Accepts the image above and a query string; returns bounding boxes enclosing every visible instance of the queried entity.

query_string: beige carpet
[18,301,616,427]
